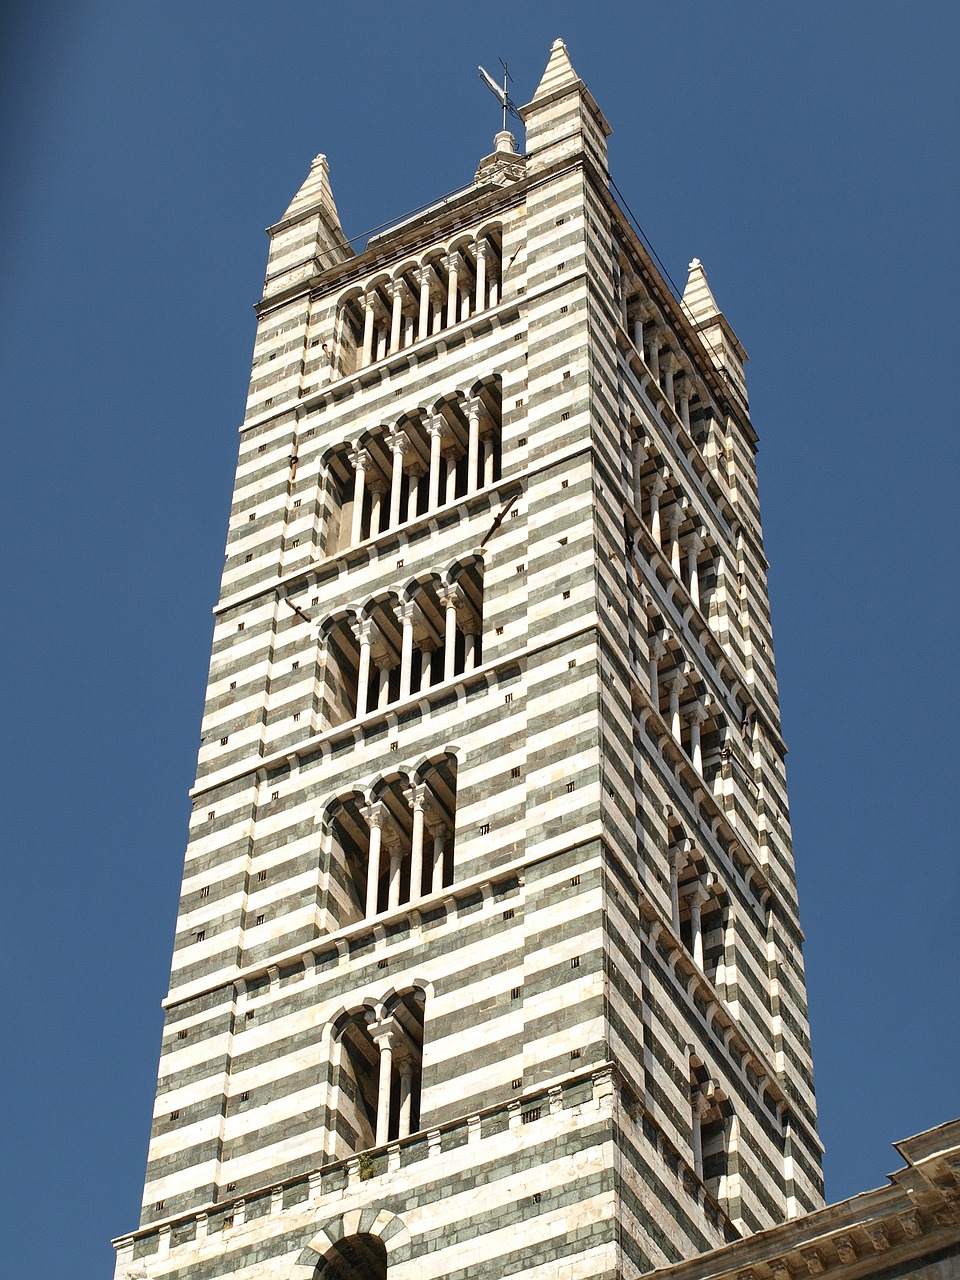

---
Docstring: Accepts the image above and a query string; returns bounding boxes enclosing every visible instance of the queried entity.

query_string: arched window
[332,989,426,1157]
[324,755,458,926]
[689,1062,736,1203]
[316,1235,387,1280]
[315,1234,387,1280]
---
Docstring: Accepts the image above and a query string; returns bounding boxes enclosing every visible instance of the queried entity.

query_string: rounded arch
[292,1210,411,1280]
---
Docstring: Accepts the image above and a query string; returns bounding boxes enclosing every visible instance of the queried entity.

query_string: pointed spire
[531,37,579,101]
[519,38,611,176]
[681,258,749,404]
[278,153,344,237]
[263,153,353,300]
[682,258,722,328]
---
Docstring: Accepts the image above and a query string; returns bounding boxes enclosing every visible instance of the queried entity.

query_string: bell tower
[115,39,822,1280]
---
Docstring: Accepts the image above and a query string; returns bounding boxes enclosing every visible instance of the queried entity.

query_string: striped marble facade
[115,39,822,1280]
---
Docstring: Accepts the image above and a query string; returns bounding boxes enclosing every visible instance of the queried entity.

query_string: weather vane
[478,59,521,131]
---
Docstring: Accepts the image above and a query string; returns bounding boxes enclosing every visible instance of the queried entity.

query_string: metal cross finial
[478,59,520,131]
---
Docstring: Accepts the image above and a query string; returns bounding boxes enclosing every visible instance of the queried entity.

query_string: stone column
[662,351,679,406]
[462,395,483,494]
[666,506,684,576]
[416,266,433,340]
[388,281,407,355]
[439,585,461,680]
[388,431,409,528]
[445,253,460,327]
[633,312,644,353]
[686,701,708,774]
[463,628,478,672]
[361,291,378,367]
[669,845,687,935]
[418,645,435,693]
[375,656,393,709]
[397,601,417,701]
[678,380,694,434]
[386,829,402,910]
[397,1055,414,1139]
[685,883,710,969]
[362,801,386,917]
[692,1090,710,1181]
[427,819,447,892]
[352,618,375,718]
[406,464,423,522]
[647,634,666,704]
[443,447,459,503]
[645,474,667,546]
[369,479,386,540]
[349,447,369,545]
[667,672,685,740]
[425,413,446,510]
[368,1021,398,1146]
[474,240,488,312]
[481,429,495,487]
[631,434,646,507]
[685,533,705,607]
[646,327,661,382]
[404,783,430,902]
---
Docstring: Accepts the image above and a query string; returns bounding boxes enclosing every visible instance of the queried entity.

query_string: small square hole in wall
[245,1010,255,1020]
[244,554,253,563]
[561,479,569,489]
[510,508,520,518]
[312,597,319,607]
[512,1078,523,1089]
[257,870,267,882]
[571,875,580,886]
[195,930,205,942]
[479,823,490,835]
[271,791,279,801]
[562,370,571,380]
[230,681,237,690]
[511,986,521,1000]
[557,262,566,272]
[258,444,267,454]
[517,286,526,295]
[560,411,570,421]
[292,660,299,669]
[514,332,523,341]
[570,955,581,968]
[568,658,576,668]
[293,498,301,508]
[504,693,513,705]
[560,305,568,314]
[559,537,567,546]
[199,886,210,899]
[515,564,525,574]
[237,622,245,632]
[207,809,216,820]
[248,513,256,522]
[177,1029,188,1040]
[555,217,565,226]
[397,559,404,569]
[515,398,524,409]
[518,436,527,446]
[562,590,571,600]
[570,1047,581,1059]
[522,1107,541,1124]
[255,915,265,926]
[289,539,300,548]
[566,781,576,793]
[511,766,521,778]
[495,626,504,635]
[170,1109,180,1120]
[220,736,229,746]
[378,958,389,969]
[395,388,402,397]
[390,741,399,752]
[155,1201,165,1212]
[292,712,300,722]
[239,1091,249,1102]
[502,908,515,920]
[309,337,320,347]
[226,1183,236,1193]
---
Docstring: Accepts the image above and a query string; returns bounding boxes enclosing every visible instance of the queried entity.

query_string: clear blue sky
[2,4,957,1277]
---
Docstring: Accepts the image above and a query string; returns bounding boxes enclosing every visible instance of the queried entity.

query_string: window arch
[329,988,427,1158]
